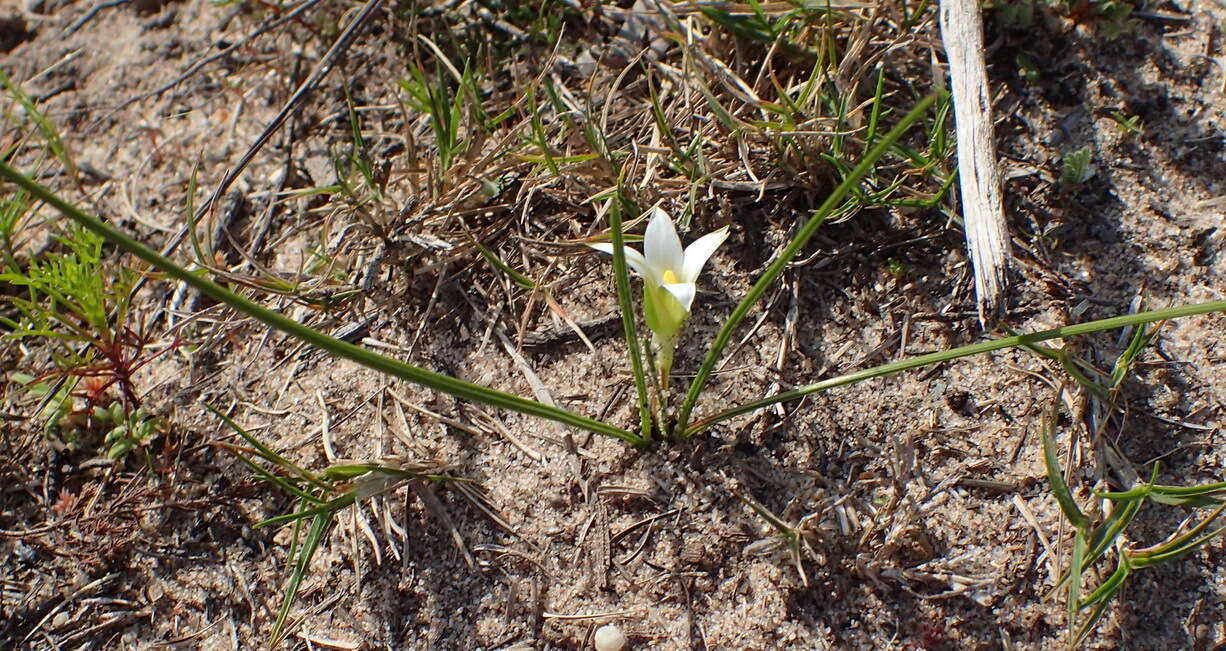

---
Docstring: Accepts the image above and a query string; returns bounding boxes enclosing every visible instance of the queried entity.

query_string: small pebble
[51,611,69,629]
[593,623,627,651]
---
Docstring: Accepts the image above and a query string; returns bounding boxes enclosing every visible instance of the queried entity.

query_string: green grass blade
[1130,504,1226,567]
[1150,481,1226,498]
[1077,558,1129,610]
[1042,398,1087,529]
[864,67,887,152]
[473,241,536,290]
[0,160,638,443]
[1072,561,1129,646]
[683,299,1226,436]
[1014,337,1110,402]
[1110,320,1158,389]
[270,510,331,646]
[675,93,939,437]
[259,493,356,529]
[1083,497,1143,569]
[1147,492,1225,508]
[1068,529,1086,634]
[218,445,326,505]
[737,491,792,534]
[0,69,77,181]
[1134,523,1226,567]
[607,199,653,444]
[525,86,560,177]
[205,403,326,487]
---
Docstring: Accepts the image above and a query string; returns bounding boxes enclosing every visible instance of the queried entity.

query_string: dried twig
[940,0,1011,328]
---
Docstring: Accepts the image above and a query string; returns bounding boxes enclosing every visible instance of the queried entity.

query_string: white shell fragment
[593,623,628,651]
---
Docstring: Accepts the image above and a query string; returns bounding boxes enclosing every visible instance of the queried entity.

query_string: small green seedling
[989,0,1036,29]
[208,405,459,646]
[1027,315,1226,646]
[1,214,170,458]
[98,403,159,459]
[1016,53,1042,83]
[1060,147,1095,188]
[1044,420,1226,646]
[1107,111,1143,140]
[739,492,818,587]
[1064,0,1135,37]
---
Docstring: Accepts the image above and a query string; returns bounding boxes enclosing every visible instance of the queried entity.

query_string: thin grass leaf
[1015,338,1110,402]
[645,74,682,155]
[183,163,212,267]
[1149,481,1226,497]
[0,69,77,181]
[1147,492,1225,508]
[525,86,560,177]
[284,496,307,585]
[0,161,638,442]
[675,94,941,436]
[216,444,328,505]
[928,93,953,161]
[344,85,382,201]
[1082,496,1143,570]
[1095,463,1161,501]
[1068,528,1086,636]
[1042,398,1087,529]
[1072,561,1129,647]
[607,198,652,444]
[1132,524,1226,567]
[517,152,599,166]
[864,67,887,151]
[1131,512,1226,568]
[1104,475,1226,507]
[259,493,356,529]
[205,404,328,488]
[473,241,536,290]
[1058,355,1111,403]
[321,463,450,482]
[1110,320,1159,389]
[683,299,1226,436]
[902,0,933,30]
[1134,502,1226,553]
[270,510,331,646]
[687,61,741,133]
[700,5,775,42]
[1094,487,1153,501]
[737,492,792,534]
[1076,559,1130,610]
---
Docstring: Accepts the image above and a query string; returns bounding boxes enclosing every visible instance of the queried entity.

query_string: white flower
[591,207,729,380]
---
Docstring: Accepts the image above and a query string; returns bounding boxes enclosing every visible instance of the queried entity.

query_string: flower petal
[589,243,653,280]
[645,282,691,338]
[662,281,696,313]
[681,225,730,283]
[644,207,683,278]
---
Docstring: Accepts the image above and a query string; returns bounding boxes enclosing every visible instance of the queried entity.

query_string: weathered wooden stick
[940,0,1011,328]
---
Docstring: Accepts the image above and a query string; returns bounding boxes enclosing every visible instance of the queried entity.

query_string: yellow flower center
[662,269,679,284]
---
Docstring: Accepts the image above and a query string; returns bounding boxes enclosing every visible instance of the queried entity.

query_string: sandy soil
[1,0,1225,649]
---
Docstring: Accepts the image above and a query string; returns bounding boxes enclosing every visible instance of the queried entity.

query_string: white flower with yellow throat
[591,207,729,384]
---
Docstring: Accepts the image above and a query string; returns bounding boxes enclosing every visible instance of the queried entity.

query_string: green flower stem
[0,161,637,443]
[607,199,653,444]
[674,93,940,436]
[652,331,676,390]
[683,300,1226,437]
